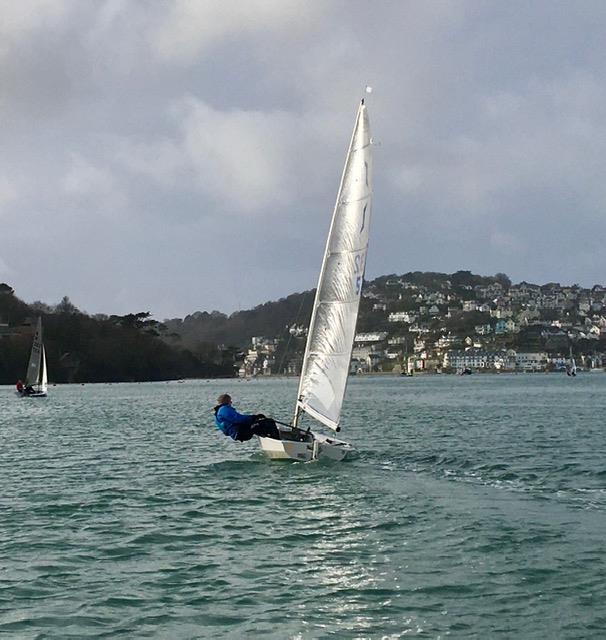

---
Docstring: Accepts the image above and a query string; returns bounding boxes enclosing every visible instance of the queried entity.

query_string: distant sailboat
[20,317,48,397]
[258,96,372,461]
[566,346,577,377]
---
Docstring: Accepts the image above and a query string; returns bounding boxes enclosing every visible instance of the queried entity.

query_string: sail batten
[294,100,372,432]
[339,196,370,205]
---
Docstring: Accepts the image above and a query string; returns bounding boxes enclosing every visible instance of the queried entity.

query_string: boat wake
[357,449,606,511]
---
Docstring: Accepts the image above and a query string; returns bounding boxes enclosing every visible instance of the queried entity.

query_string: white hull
[258,429,352,462]
[16,390,47,398]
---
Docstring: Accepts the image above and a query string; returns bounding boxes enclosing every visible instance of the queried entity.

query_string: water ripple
[1,376,606,638]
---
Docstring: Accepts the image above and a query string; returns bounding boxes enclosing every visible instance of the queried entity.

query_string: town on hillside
[236,272,606,377]
[3,273,606,382]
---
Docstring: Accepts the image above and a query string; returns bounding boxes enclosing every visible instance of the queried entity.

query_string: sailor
[16,379,24,394]
[213,394,280,441]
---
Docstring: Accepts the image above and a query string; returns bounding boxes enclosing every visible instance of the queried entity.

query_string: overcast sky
[2,1,606,319]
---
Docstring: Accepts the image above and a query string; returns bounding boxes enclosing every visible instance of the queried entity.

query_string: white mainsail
[568,346,577,376]
[40,345,48,394]
[294,99,372,432]
[25,317,43,387]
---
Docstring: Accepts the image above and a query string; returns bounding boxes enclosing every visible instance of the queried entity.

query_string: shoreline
[4,368,604,388]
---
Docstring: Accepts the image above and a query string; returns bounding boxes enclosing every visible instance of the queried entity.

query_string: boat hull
[258,430,352,462]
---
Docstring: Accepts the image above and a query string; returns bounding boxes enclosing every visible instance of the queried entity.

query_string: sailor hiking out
[213,394,280,442]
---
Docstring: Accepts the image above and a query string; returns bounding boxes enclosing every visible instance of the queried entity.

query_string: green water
[1,374,606,638]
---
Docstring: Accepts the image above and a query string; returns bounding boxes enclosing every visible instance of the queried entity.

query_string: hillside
[3,268,605,382]
[163,291,315,349]
[0,284,232,384]
[163,270,511,348]
[164,269,606,375]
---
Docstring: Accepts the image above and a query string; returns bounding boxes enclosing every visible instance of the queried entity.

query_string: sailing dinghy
[20,317,48,397]
[258,97,373,462]
[566,346,577,377]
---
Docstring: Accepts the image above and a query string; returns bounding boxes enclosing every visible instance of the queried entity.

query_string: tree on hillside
[450,270,476,288]
[0,284,31,325]
[30,301,54,313]
[55,296,79,315]
[0,287,234,383]
[495,273,512,289]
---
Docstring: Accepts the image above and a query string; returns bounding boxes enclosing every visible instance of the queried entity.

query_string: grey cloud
[2,1,606,318]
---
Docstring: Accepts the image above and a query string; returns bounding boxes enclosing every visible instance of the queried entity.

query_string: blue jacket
[214,404,255,440]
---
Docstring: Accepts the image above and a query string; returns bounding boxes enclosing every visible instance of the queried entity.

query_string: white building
[436,334,461,348]
[474,324,492,335]
[443,348,504,370]
[354,332,388,343]
[463,300,476,312]
[515,352,548,372]
[388,311,417,323]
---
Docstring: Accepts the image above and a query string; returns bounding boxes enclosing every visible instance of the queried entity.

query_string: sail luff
[293,100,372,431]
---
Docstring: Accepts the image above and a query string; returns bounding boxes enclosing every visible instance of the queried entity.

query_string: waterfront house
[515,352,548,372]
[443,348,502,370]
[355,332,388,344]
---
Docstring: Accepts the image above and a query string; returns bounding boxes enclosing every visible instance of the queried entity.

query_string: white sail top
[25,317,43,387]
[294,100,372,431]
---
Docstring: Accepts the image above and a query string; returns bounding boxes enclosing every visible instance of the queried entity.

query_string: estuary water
[1,374,606,639]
